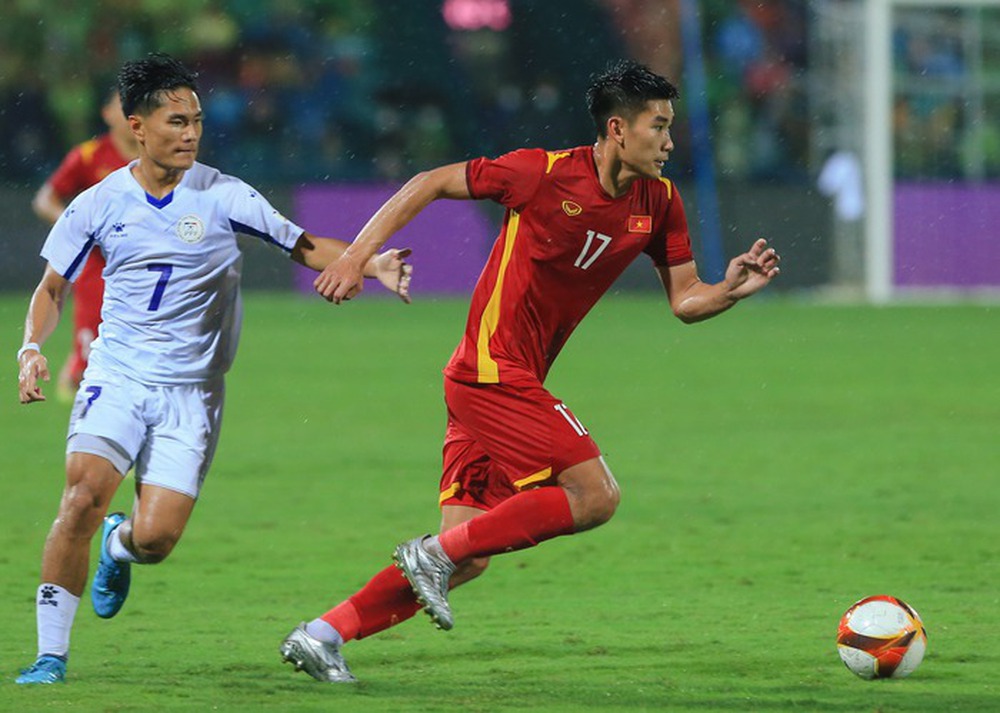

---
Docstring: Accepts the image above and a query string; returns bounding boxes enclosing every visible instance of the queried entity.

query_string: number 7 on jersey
[574,230,611,270]
[146,263,173,311]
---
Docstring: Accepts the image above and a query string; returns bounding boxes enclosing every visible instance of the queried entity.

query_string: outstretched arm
[291,231,413,303]
[314,162,471,304]
[656,238,780,324]
[18,265,71,404]
[32,182,68,225]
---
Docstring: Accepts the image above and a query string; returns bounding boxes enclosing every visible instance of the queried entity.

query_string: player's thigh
[136,380,224,499]
[131,482,197,544]
[439,412,518,510]
[444,377,601,489]
[556,456,620,500]
[61,451,125,519]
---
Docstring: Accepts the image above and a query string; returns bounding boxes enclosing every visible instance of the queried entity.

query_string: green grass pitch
[0,292,997,711]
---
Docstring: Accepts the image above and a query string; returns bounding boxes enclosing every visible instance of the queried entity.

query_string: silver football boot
[279,623,356,683]
[393,535,456,630]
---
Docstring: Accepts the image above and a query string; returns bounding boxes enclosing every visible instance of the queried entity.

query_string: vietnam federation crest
[176,214,206,244]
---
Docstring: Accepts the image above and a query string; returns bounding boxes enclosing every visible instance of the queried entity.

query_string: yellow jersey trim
[657,176,673,199]
[439,482,461,504]
[546,151,570,174]
[514,467,553,490]
[79,138,100,164]
[476,210,520,383]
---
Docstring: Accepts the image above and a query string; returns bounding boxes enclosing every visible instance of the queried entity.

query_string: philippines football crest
[176,214,206,244]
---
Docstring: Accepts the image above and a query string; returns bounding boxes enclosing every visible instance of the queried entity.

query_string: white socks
[35,583,79,659]
[107,526,139,563]
[306,618,344,646]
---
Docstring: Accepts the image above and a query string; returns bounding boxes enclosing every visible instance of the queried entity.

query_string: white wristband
[17,343,41,362]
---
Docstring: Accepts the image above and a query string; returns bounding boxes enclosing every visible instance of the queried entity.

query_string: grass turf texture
[0,292,996,711]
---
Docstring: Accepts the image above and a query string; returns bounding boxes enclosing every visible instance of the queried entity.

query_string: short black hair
[586,60,679,137]
[118,53,199,117]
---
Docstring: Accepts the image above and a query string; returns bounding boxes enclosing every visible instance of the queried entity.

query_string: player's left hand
[372,248,413,304]
[725,238,781,300]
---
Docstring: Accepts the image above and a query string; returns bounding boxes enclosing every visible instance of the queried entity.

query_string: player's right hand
[18,351,50,404]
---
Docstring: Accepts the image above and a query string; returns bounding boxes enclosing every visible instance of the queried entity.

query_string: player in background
[279,59,780,683]
[14,53,412,685]
[32,90,139,401]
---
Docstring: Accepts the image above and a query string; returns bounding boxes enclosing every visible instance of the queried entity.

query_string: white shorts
[66,371,225,499]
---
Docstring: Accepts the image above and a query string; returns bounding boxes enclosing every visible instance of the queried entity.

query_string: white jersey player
[44,161,300,385]
[14,53,411,685]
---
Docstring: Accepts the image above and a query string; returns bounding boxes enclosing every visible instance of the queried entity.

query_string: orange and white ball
[836,594,928,679]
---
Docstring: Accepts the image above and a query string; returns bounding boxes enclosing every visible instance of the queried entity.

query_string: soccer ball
[836,594,928,679]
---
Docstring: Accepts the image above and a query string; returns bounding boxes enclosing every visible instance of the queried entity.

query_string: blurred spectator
[704,0,809,180]
[7,0,990,186]
[892,8,973,179]
[714,3,765,81]
[817,148,864,287]
[601,0,682,80]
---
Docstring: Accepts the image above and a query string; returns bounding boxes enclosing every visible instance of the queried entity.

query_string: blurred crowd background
[1,0,998,295]
[2,0,998,185]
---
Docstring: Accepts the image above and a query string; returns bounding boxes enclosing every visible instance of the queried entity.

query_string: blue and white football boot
[92,512,131,618]
[15,655,66,684]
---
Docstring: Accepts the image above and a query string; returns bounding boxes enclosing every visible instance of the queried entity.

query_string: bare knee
[559,458,621,532]
[59,481,107,525]
[125,485,196,564]
[56,463,119,536]
[129,530,180,564]
[572,487,620,530]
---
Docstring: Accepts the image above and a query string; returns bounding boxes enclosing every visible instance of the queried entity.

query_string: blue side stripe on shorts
[63,234,97,280]
[229,219,292,253]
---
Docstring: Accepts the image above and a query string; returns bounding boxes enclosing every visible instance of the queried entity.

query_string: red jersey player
[32,90,138,399]
[280,60,781,683]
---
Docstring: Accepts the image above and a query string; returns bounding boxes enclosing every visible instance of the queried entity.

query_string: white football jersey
[42,161,304,385]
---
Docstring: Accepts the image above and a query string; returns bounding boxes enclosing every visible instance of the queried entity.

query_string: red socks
[438,486,575,562]
[322,487,575,642]
[321,565,421,642]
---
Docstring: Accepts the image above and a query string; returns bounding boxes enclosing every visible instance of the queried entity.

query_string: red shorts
[439,376,601,510]
[69,250,105,379]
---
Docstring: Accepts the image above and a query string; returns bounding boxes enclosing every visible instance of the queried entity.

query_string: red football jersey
[49,133,129,200]
[443,145,694,386]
